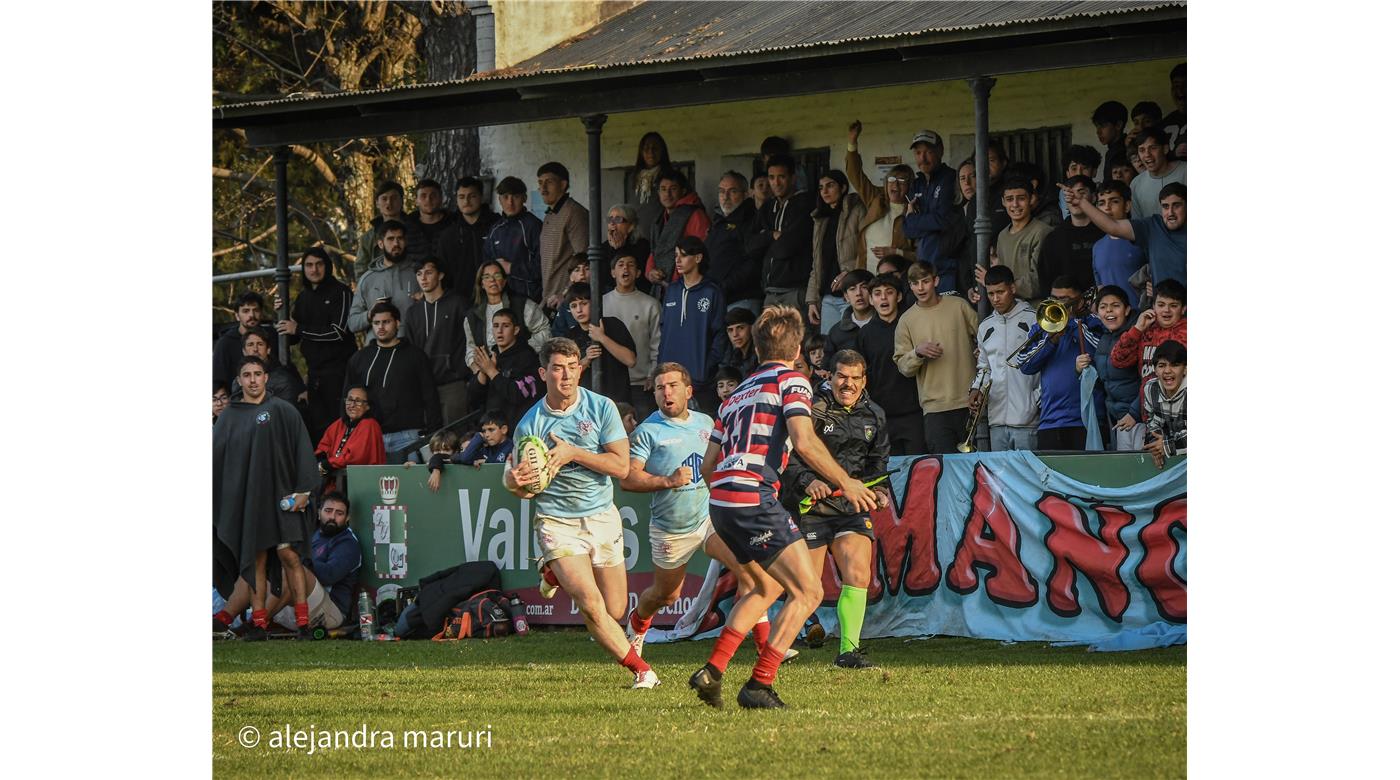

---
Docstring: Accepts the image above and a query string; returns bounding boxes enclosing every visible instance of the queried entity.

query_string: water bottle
[358,591,374,640]
[508,596,529,635]
[279,494,298,512]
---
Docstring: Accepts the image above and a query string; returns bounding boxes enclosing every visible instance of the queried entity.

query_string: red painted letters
[1039,495,1133,620]
[947,464,1038,607]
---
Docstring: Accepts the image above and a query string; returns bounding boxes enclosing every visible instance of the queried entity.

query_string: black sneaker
[737,680,786,709]
[689,664,724,709]
[242,625,269,642]
[834,649,874,669]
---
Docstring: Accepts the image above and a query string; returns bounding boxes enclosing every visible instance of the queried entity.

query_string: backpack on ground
[431,589,514,640]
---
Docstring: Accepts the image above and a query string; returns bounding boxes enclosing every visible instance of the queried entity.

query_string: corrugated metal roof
[216,0,1183,112]
[513,1,1179,73]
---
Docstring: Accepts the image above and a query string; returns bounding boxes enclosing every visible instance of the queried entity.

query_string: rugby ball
[514,435,552,494]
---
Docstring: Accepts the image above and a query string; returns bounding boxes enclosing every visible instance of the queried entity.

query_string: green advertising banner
[347,464,711,625]
[346,453,1179,627]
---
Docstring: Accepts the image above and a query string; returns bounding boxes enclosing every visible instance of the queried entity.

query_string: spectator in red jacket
[1110,278,1187,401]
[645,169,711,291]
[314,385,387,492]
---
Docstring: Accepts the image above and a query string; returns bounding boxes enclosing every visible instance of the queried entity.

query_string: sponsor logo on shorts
[805,532,818,540]
[749,530,773,546]
[865,519,873,529]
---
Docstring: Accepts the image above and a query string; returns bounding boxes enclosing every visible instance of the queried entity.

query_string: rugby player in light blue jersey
[505,337,658,689]
[620,362,779,661]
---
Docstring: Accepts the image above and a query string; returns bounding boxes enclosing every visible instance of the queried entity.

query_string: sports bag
[432,589,514,640]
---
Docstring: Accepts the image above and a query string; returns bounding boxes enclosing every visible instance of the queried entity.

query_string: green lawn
[213,632,1184,778]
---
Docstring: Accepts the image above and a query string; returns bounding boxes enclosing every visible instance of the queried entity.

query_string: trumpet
[1006,298,1070,368]
[957,373,992,453]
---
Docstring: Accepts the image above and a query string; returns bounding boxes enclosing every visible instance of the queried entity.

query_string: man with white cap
[900,129,961,294]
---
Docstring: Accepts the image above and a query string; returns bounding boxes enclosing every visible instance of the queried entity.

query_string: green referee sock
[836,585,867,654]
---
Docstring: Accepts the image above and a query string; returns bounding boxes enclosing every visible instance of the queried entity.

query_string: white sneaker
[631,669,661,689]
[781,648,800,665]
[624,611,647,658]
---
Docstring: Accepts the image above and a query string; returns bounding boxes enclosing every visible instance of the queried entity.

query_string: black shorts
[799,513,875,549]
[711,494,803,568]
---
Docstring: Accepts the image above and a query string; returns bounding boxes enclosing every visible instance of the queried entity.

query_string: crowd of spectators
[214,62,1186,473]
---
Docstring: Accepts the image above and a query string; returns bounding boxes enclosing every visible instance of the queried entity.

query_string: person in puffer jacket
[970,265,1040,451]
[1091,286,1145,451]
[1143,339,1186,468]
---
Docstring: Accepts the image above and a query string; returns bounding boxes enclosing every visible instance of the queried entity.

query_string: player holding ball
[505,337,658,690]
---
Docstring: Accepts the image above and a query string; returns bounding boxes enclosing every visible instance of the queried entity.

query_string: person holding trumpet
[1011,276,1103,451]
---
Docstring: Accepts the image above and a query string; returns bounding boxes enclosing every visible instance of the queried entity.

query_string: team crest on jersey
[577,419,594,436]
[697,297,711,313]
[256,411,270,425]
[697,429,711,445]
[863,425,876,442]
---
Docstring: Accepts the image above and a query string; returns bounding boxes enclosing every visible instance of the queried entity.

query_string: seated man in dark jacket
[466,307,543,429]
[780,350,890,669]
[214,491,362,638]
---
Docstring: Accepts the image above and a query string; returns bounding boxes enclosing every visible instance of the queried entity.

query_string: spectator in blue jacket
[454,412,512,467]
[901,129,961,294]
[1016,276,1101,451]
[1091,286,1145,451]
[484,176,544,303]
[658,236,725,413]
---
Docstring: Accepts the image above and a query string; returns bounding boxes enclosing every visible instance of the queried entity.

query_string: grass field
[213,631,1185,778]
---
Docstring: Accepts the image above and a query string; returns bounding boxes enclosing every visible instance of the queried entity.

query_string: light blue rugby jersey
[629,409,713,534]
[514,387,628,518]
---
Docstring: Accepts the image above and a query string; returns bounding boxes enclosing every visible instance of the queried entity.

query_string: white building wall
[479,58,1179,219]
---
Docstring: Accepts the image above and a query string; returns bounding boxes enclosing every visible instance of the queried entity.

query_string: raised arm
[1059,183,1135,240]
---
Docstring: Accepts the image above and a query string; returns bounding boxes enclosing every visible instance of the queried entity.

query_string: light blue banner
[659,451,1186,645]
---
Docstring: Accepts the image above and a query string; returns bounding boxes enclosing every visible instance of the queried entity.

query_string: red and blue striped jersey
[709,361,812,507]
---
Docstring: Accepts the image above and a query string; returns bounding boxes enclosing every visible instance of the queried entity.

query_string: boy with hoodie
[403,257,472,425]
[857,273,926,456]
[970,266,1040,451]
[1109,278,1188,401]
[277,247,355,439]
[1142,339,1187,468]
